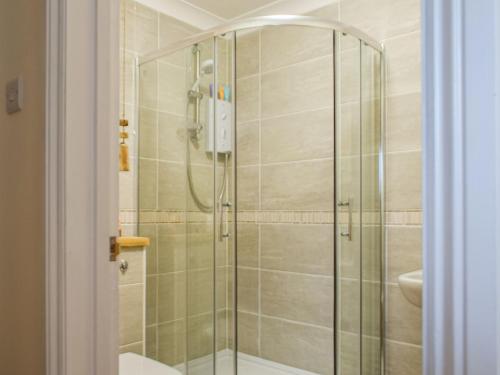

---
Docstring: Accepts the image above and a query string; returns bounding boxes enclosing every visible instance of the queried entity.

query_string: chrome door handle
[338,199,352,241]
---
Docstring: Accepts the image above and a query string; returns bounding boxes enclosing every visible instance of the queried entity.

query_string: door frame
[45,0,120,374]
[45,0,500,374]
[422,0,499,373]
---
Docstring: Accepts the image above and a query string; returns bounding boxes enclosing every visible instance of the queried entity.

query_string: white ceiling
[183,0,280,20]
[136,0,336,30]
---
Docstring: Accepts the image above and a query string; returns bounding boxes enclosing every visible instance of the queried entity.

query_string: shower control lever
[337,199,353,241]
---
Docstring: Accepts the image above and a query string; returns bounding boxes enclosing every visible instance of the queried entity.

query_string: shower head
[200,59,214,75]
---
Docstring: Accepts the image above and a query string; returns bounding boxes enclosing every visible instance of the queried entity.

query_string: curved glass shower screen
[137,16,383,375]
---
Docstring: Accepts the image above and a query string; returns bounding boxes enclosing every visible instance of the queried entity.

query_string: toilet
[120,353,182,375]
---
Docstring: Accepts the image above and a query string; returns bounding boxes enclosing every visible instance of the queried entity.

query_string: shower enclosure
[136,15,383,375]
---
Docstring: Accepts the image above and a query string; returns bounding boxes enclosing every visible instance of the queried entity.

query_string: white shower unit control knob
[205,98,232,154]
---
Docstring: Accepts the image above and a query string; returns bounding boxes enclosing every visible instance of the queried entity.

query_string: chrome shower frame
[137,15,385,375]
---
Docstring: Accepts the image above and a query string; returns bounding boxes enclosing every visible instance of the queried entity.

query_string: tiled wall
[308,1,423,374]
[235,26,336,375]
[119,247,146,354]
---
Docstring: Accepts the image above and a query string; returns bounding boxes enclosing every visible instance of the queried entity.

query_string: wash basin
[398,270,423,307]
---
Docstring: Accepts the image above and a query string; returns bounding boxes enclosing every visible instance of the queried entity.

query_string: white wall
[0,0,46,374]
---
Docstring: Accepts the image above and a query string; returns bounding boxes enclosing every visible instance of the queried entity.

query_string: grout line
[238,265,334,279]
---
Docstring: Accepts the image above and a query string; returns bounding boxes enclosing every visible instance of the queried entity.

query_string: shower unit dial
[205,98,232,154]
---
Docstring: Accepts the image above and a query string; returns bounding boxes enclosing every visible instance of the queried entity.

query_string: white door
[46,0,120,374]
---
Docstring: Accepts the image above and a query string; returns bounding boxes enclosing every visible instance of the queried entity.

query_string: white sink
[398,270,423,308]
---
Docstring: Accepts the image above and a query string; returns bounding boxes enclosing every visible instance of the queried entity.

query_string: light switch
[6,77,23,114]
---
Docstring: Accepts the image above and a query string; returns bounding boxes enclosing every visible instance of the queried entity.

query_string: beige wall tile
[340,0,420,41]
[362,335,381,375]
[339,331,361,375]
[158,112,186,162]
[261,56,333,118]
[385,340,422,375]
[384,32,421,96]
[236,30,260,78]
[236,76,260,123]
[237,312,259,356]
[188,269,213,316]
[138,159,157,210]
[261,108,334,163]
[187,313,213,360]
[158,320,186,366]
[362,225,382,282]
[139,224,157,275]
[236,166,259,210]
[386,93,422,153]
[186,164,214,211]
[120,341,144,355]
[119,248,145,285]
[386,284,422,345]
[261,26,333,72]
[260,317,334,374]
[340,101,361,157]
[146,325,157,359]
[261,224,334,275]
[261,270,333,327]
[362,281,382,337]
[139,61,158,109]
[340,279,361,333]
[139,108,158,159]
[120,50,137,106]
[146,276,157,326]
[236,223,259,268]
[120,158,137,210]
[386,151,422,211]
[120,284,144,345]
[133,2,158,54]
[236,121,259,166]
[158,161,185,210]
[158,272,186,322]
[261,160,334,210]
[237,268,259,313]
[158,62,187,115]
[158,223,187,273]
[386,226,422,282]
[340,47,361,104]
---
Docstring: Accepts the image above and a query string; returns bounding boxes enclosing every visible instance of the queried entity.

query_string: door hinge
[109,236,120,261]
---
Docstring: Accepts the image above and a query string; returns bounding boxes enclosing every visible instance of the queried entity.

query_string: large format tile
[158,112,186,163]
[261,160,334,210]
[146,275,157,326]
[236,166,259,210]
[260,224,334,275]
[386,225,422,282]
[236,121,259,166]
[237,268,259,314]
[139,61,158,110]
[236,76,260,123]
[158,62,187,116]
[385,340,422,375]
[157,272,186,323]
[261,55,333,118]
[133,2,158,54]
[236,223,259,268]
[386,284,422,345]
[236,30,260,78]
[384,32,421,96]
[120,284,144,345]
[386,93,422,153]
[158,161,186,210]
[261,270,333,327]
[261,26,333,72]
[139,108,158,159]
[119,248,145,285]
[237,312,259,356]
[385,151,422,211]
[157,223,187,273]
[157,320,186,366]
[138,159,158,210]
[260,317,334,375]
[261,108,333,163]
